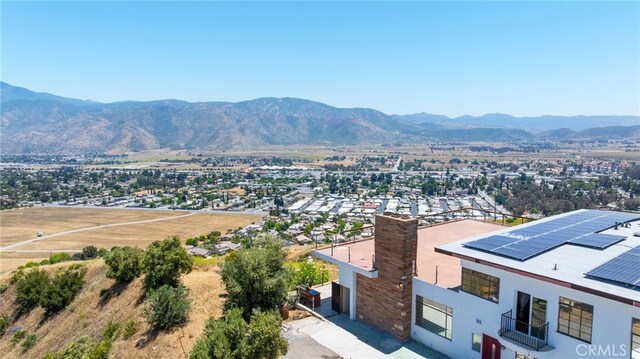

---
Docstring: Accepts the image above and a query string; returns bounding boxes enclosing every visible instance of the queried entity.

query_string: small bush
[49,252,72,265]
[10,269,24,284]
[71,253,85,261]
[103,321,120,341]
[97,248,108,258]
[186,238,199,246]
[104,246,144,282]
[10,330,26,345]
[39,264,87,315]
[21,333,37,350]
[0,315,9,337]
[0,281,8,294]
[15,268,49,315]
[82,246,99,259]
[122,319,139,340]
[143,285,191,330]
[44,336,98,359]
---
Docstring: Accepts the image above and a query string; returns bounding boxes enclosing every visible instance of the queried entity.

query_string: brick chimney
[355,213,418,342]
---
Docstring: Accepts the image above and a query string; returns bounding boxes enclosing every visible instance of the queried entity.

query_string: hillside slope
[0,260,223,359]
[3,82,640,154]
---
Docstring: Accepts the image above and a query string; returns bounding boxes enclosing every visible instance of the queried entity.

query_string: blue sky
[2,1,639,117]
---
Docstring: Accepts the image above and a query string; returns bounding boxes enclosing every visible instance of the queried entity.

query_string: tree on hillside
[39,264,87,315]
[104,246,144,282]
[189,308,287,359]
[143,285,191,330]
[14,269,49,316]
[142,236,193,290]
[82,246,99,259]
[220,235,288,320]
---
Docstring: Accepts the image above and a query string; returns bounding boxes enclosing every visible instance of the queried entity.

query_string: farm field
[0,207,261,272]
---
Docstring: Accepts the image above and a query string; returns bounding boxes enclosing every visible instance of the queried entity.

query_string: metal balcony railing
[499,309,549,350]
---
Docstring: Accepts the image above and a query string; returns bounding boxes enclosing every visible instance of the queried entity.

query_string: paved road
[1,249,82,253]
[391,156,402,172]
[0,212,197,251]
[42,204,267,216]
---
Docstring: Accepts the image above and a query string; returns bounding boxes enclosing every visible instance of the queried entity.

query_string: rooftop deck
[314,219,504,288]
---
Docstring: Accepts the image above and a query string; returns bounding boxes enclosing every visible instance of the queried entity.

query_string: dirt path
[0,212,197,251]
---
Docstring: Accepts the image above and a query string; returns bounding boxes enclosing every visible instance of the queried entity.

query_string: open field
[0,207,261,272]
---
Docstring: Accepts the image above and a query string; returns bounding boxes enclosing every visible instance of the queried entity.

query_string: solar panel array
[463,210,640,261]
[586,245,640,287]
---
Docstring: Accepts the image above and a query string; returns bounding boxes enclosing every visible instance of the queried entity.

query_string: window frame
[461,267,500,303]
[632,317,640,359]
[415,295,453,340]
[557,296,594,343]
[471,332,482,352]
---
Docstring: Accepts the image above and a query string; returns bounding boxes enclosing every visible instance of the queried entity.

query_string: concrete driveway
[281,315,449,359]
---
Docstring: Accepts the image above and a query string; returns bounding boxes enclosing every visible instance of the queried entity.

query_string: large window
[632,318,640,359]
[461,267,500,303]
[416,295,453,340]
[557,296,593,343]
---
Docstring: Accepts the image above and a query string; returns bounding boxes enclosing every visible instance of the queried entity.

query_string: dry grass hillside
[0,259,224,359]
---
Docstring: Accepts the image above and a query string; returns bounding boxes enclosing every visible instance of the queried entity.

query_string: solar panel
[463,210,640,261]
[586,246,640,286]
[464,235,518,252]
[568,233,626,249]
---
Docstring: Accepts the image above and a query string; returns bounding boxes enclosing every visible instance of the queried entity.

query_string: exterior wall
[411,259,640,359]
[355,214,418,342]
[337,265,357,319]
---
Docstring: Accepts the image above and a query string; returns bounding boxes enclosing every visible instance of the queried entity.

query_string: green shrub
[44,336,97,359]
[122,319,139,340]
[11,330,26,345]
[39,264,87,315]
[291,259,328,288]
[0,281,8,294]
[21,333,37,350]
[189,308,287,359]
[103,321,120,341]
[15,268,49,315]
[49,252,72,264]
[97,248,108,258]
[82,246,99,259]
[0,315,9,337]
[104,246,144,282]
[143,236,193,290]
[71,253,85,261]
[143,285,191,330]
[10,269,24,284]
[186,238,199,246]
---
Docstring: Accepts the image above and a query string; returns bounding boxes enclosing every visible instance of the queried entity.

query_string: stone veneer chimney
[355,213,418,342]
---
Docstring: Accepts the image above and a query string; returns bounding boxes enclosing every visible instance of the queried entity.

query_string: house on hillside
[314,210,640,359]
[187,247,212,258]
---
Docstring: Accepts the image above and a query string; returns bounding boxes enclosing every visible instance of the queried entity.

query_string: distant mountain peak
[1,82,639,154]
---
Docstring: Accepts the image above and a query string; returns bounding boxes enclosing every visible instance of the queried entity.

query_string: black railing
[499,309,549,350]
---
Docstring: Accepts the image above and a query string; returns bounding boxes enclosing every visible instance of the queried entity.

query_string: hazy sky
[2,1,639,117]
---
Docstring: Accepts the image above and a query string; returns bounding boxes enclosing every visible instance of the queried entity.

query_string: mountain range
[1,82,639,154]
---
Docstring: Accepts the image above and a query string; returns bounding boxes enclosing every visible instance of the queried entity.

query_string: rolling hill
[2,82,639,154]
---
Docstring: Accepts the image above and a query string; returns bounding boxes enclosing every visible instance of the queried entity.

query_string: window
[557,296,593,343]
[461,267,500,303]
[632,318,640,359]
[471,333,482,352]
[416,295,453,340]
